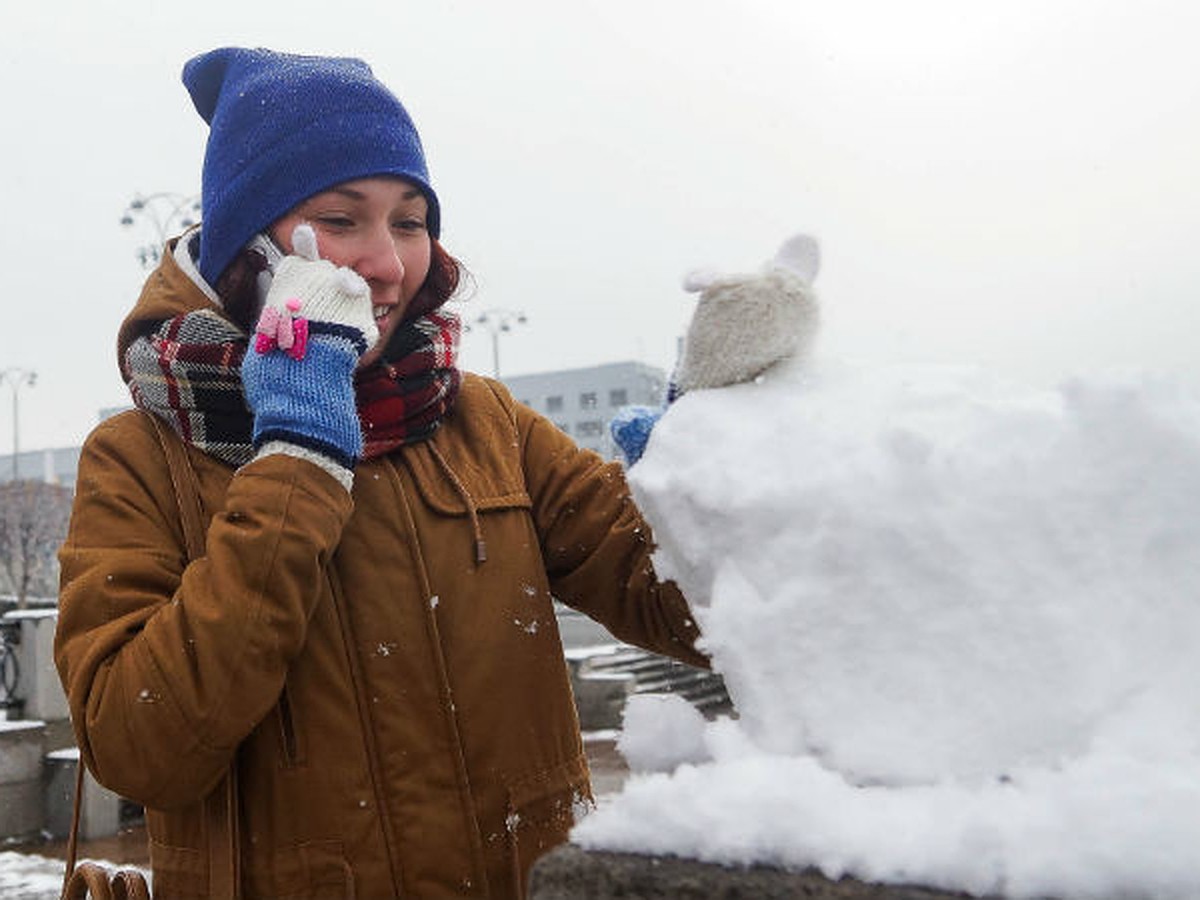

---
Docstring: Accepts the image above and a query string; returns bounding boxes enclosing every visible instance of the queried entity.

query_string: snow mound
[574,359,1200,899]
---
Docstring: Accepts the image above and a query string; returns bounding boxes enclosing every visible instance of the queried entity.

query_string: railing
[0,620,21,719]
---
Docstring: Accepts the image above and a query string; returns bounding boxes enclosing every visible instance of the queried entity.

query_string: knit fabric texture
[611,233,821,467]
[183,46,440,286]
[609,405,664,467]
[124,309,461,468]
[125,310,257,464]
[357,313,462,458]
[242,325,367,468]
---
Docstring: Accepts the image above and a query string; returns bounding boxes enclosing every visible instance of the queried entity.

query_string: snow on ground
[573,357,1200,900]
[0,851,69,900]
[0,851,149,900]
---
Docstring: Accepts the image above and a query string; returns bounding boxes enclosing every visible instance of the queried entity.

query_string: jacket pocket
[243,839,352,900]
[275,683,305,768]
[403,440,532,516]
[150,834,351,899]
[504,754,594,896]
[148,838,207,898]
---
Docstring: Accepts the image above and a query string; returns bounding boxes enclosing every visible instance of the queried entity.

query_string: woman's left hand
[241,224,379,470]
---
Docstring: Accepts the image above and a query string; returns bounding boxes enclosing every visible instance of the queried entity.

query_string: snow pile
[573,359,1200,899]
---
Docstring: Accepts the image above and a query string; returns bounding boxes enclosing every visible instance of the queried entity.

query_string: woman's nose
[353,226,404,291]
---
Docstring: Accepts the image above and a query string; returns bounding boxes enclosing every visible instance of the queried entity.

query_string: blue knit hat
[183,47,441,286]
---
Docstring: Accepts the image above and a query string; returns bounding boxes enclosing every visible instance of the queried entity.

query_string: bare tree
[0,479,73,608]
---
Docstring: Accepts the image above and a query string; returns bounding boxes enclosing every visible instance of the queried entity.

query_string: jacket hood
[116,230,233,385]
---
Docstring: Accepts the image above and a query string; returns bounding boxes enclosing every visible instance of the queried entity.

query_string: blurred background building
[503,361,666,459]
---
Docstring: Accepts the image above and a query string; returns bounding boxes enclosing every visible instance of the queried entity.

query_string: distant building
[0,406,131,488]
[0,446,83,489]
[502,361,667,459]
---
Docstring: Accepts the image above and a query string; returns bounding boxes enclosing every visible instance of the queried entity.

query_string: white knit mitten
[260,224,379,346]
[674,233,821,392]
[241,224,381,480]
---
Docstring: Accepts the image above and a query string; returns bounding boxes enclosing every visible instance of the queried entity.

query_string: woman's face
[271,176,433,368]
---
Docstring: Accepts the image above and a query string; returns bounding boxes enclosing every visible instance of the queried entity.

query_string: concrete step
[579,648,732,717]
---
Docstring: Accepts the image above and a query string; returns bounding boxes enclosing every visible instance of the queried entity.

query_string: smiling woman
[269,179,434,368]
[52,46,708,900]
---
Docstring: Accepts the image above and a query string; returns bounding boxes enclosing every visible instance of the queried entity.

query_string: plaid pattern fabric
[357,310,462,459]
[125,310,257,465]
[125,307,461,467]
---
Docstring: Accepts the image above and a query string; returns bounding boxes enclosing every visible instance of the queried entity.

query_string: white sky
[2,0,1198,451]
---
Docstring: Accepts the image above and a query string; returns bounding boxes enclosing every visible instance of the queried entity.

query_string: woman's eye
[393,218,426,232]
[317,216,355,229]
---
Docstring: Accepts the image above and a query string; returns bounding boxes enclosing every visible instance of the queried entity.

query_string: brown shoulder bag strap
[59,415,244,899]
[146,414,241,900]
[61,769,151,900]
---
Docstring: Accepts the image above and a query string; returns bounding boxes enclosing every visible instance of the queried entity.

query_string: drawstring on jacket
[428,442,488,565]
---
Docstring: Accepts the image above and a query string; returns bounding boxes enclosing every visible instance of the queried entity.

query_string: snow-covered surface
[0,852,67,900]
[0,852,149,900]
[2,609,60,621]
[573,358,1200,899]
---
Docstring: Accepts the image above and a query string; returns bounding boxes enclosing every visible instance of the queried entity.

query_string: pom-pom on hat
[183,47,441,286]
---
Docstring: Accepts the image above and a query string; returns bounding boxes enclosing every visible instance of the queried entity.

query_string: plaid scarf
[358,312,461,458]
[125,307,461,467]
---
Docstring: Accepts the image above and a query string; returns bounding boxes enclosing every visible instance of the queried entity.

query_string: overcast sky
[2,0,1197,451]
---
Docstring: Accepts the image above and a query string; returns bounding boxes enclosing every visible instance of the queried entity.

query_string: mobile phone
[247,232,285,273]
[247,233,285,307]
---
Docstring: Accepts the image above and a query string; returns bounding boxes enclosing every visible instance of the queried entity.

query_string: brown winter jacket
[55,244,706,898]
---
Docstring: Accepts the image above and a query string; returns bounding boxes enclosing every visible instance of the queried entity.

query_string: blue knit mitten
[241,224,379,480]
[610,404,664,467]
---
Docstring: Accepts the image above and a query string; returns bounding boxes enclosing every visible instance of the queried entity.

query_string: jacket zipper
[388,456,491,893]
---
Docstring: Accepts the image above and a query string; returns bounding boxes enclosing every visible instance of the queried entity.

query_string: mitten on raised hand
[241,224,380,484]
[610,234,821,467]
[674,233,821,393]
[610,404,665,467]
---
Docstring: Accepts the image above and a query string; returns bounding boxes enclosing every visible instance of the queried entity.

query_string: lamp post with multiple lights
[120,192,202,269]
[1,368,36,481]
[468,308,529,379]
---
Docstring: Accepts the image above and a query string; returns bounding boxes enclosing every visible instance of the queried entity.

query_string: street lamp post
[1,368,36,481]
[468,308,528,379]
[120,192,202,269]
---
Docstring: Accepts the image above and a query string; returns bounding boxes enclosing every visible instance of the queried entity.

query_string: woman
[55,47,706,899]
